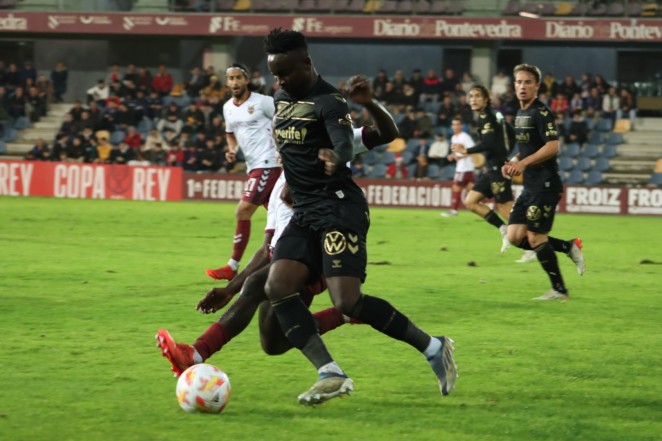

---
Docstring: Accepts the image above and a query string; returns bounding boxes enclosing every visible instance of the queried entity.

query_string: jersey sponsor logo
[481,122,494,134]
[324,231,347,255]
[339,114,353,127]
[247,105,255,115]
[526,205,542,221]
[275,126,308,144]
[275,101,316,121]
[332,259,342,269]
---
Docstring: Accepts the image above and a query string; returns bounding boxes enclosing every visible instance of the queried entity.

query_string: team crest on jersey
[491,181,506,194]
[324,231,347,255]
[527,205,542,221]
[248,105,255,115]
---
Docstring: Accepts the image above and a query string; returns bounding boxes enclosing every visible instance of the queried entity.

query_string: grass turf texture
[1,196,660,441]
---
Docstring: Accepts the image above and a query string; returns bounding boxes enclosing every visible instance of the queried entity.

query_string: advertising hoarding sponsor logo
[434,19,521,38]
[565,186,622,213]
[0,13,27,31]
[628,188,662,214]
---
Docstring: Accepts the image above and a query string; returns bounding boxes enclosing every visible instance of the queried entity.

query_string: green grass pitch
[1,196,660,441]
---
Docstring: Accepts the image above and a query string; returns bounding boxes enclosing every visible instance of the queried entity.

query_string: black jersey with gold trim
[467,108,510,170]
[273,77,366,225]
[514,98,562,192]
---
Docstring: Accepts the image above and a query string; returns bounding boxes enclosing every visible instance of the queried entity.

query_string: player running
[450,85,514,253]
[156,74,402,377]
[205,63,281,281]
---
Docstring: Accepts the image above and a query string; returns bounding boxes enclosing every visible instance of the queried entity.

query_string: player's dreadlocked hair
[470,85,491,108]
[264,28,308,55]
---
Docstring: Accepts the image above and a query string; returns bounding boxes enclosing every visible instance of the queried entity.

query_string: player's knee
[464,198,478,211]
[260,337,290,356]
[507,230,524,246]
[242,274,267,303]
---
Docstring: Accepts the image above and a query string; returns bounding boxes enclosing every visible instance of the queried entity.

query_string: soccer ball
[176,363,231,413]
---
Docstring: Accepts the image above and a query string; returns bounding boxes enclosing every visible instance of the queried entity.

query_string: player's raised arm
[345,75,399,149]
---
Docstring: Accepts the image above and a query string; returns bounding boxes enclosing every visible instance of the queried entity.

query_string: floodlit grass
[0,196,660,441]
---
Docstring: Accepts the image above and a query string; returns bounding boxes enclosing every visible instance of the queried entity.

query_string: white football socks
[423,337,442,359]
[318,361,345,377]
[228,259,239,271]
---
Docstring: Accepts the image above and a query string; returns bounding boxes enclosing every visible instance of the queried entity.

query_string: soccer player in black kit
[502,64,585,301]
[451,85,514,253]
[263,28,457,406]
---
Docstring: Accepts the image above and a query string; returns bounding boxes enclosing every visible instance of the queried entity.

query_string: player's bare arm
[197,231,274,313]
[225,132,238,163]
[345,75,398,148]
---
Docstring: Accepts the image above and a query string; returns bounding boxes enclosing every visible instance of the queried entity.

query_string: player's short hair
[513,64,542,84]
[264,28,308,55]
[469,85,491,107]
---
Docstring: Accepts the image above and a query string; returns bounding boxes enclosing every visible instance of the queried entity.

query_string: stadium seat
[562,141,581,158]
[393,113,407,125]
[586,170,603,185]
[566,169,585,184]
[413,0,431,14]
[407,163,417,177]
[380,151,396,165]
[3,128,18,142]
[605,132,625,144]
[362,0,377,12]
[346,0,366,13]
[588,2,607,16]
[581,143,601,159]
[596,118,613,132]
[606,1,625,16]
[0,140,5,153]
[395,0,413,14]
[613,119,632,133]
[402,150,413,164]
[233,0,250,10]
[586,117,596,131]
[574,157,592,172]
[406,137,422,152]
[641,2,658,16]
[441,164,456,180]
[540,2,556,15]
[311,0,334,11]
[555,2,573,15]
[216,0,236,10]
[14,116,30,130]
[601,143,618,158]
[595,157,610,172]
[588,131,604,144]
[570,2,589,15]
[427,163,441,179]
[559,156,574,171]
[446,0,464,15]
[297,0,316,11]
[649,172,662,186]
[111,130,126,145]
[429,0,447,14]
[625,2,642,16]
[655,159,662,173]
[378,0,398,13]
[363,150,379,165]
[369,163,387,178]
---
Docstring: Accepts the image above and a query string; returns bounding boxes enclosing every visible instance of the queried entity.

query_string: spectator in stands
[136,67,152,94]
[35,74,52,105]
[569,92,584,114]
[372,69,388,101]
[541,72,558,97]
[205,115,225,140]
[550,92,569,116]
[165,143,183,167]
[163,127,179,147]
[86,101,103,130]
[95,131,113,163]
[152,65,173,97]
[351,157,366,178]
[115,102,140,131]
[8,86,26,119]
[182,102,206,134]
[59,112,77,136]
[144,128,164,152]
[25,138,51,161]
[427,132,450,168]
[19,62,37,88]
[185,67,205,98]
[593,74,608,95]
[602,86,620,125]
[460,71,476,95]
[69,100,85,121]
[80,127,96,150]
[4,63,20,90]
[66,136,86,162]
[199,138,221,172]
[436,95,456,136]
[408,68,423,104]
[491,70,511,99]
[108,64,121,84]
[110,141,136,164]
[157,102,184,136]
[566,109,588,146]
[26,86,46,122]
[87,79,110,107]
[50,61,68,103]
[441,68,459,96]
[146,90,164,122]
[200,75,226,103]
[414,108,433,138]
[579,72,593,98]
[51,134,69,161]
[183,144,200,171]
[456,94,474,129]
[584,87,602,119]
[558,75,579,100]
[410,138,430,180]
[250,70,268,95]
[148,142,167,166]
[617,88,636,129]
[385,153,407,179]
[123,126,142,150]
[397,107,418,140]
[420,68,441,103]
